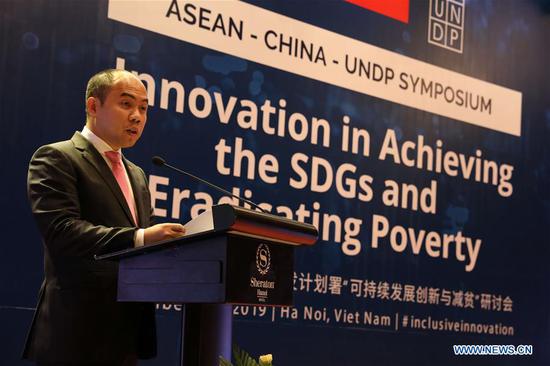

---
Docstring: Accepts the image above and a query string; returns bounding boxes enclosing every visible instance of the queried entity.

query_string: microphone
[152,155,268,213]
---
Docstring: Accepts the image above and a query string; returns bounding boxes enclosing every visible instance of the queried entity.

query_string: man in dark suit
[23,69,185,365]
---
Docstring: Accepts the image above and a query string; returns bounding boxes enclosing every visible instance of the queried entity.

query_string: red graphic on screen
[345,0,410,23]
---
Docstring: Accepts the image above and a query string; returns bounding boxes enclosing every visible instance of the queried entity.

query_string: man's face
[88,75,148,150]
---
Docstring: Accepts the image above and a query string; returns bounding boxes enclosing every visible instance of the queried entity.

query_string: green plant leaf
[233,344,259,366]
[219,356,233,366]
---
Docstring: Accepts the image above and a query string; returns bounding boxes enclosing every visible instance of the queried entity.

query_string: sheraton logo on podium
[251,244,274,302]
[256,243,271,275]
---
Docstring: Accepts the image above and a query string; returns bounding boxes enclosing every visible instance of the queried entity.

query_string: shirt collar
[81,125,122,155]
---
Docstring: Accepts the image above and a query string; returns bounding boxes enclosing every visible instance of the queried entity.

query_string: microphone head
[152,156,166,166]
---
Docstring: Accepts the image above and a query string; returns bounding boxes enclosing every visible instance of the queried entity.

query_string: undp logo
[428,0,465,53]
[256,244,271,276]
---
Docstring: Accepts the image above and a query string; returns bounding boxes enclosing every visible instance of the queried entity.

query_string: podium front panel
[117,235,227,303]
[115,232,294,306]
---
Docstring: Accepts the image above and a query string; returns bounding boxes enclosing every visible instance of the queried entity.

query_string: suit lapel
[71,132,136,227]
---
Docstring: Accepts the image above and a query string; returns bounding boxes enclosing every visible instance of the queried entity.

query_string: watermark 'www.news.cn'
[453,345,533,356]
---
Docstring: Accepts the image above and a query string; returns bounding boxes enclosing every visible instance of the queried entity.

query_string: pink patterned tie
[105,151,138,225]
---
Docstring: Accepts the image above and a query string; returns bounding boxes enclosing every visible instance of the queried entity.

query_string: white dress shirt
[81,126,145,246]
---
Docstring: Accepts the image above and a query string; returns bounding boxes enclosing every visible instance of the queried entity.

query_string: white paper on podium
[183,209,214,236]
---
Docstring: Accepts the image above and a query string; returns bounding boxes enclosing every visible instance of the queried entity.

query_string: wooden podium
[96,204,318,366]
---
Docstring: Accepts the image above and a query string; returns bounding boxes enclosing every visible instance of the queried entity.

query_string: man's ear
[86,97,99,117]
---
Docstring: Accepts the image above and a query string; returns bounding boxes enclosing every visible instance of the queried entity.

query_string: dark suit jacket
[23,132,156,364]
